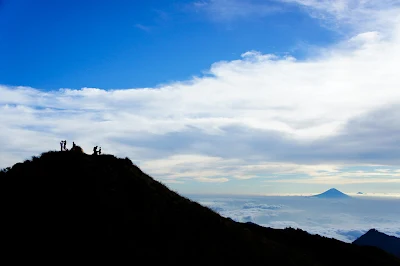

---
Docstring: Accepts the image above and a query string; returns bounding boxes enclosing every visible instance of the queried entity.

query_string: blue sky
[0,0,337,90]
[1,0,400,195]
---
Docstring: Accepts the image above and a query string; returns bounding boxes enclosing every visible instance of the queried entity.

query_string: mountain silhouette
[1,151,399,265]
[313,188,350,198]
[353,229,400,258]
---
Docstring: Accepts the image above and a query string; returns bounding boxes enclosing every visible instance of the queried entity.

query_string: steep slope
[353,229,400,258]
[1,151,399,265]
[313,188,350,198]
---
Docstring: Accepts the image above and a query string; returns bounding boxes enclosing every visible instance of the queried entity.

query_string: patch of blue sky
[0,0,340,91]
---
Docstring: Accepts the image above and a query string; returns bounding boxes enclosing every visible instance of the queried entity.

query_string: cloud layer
[193,194,400,243]
[1,0,400,193]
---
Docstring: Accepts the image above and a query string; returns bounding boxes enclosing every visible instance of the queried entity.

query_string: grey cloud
[305,105,400,165]
[110,104,400,166]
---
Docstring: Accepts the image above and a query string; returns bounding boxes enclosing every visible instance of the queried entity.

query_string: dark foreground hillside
[1,151,399,265]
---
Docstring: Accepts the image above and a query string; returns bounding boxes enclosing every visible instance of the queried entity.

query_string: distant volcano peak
[313,188,350,198]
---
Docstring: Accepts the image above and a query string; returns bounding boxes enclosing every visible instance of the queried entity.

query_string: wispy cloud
[192,0,400,34]
[195,177,229,183]
[191,0,283,21]
[140,154,400,185]
[134,23,152,32]
[281,0,400,33]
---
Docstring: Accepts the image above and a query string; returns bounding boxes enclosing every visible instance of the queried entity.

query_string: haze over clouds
[1,0,400,194]
[190,194,400,243]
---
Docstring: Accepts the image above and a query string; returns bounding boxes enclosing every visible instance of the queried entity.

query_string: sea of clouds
[187,194,400,243]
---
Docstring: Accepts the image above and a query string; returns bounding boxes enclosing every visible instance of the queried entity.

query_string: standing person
[98,147,101,155]
[63,140,67,151]
[93,146,98,155]
[60,140,64,151]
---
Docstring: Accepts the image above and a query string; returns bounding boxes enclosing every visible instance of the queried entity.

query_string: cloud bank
[193,195,400,243]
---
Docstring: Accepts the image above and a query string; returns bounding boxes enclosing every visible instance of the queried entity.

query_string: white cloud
[133,153,400,185]
[273,177,400,185]
[193,195,400,242]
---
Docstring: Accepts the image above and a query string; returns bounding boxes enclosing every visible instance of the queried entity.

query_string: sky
[1,0,400,195]
[189,194,400,243]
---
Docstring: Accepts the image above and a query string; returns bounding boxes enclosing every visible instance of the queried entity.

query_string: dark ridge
[1,151,399,265]
[353,229,400,258]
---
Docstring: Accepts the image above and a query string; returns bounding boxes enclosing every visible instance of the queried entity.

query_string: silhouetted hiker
[72,142,76,148]
[60,140,64,151]
[98,147,101,155]
[93,146,98,155]
[63,140,67,151]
